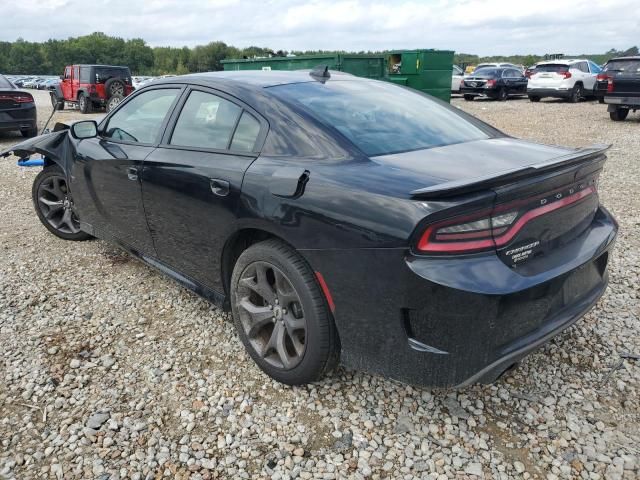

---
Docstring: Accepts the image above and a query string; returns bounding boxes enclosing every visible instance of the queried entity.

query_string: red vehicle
[50,64,133,113]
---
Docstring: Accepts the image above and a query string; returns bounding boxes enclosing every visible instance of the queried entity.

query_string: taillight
[561,71,572,79]
[486,79,496,87]
[598,74,615,93]
[416,184,597,254]
[0,93,34,103]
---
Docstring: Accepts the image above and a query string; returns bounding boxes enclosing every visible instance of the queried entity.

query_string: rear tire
[609,108,629,121]
[32,166,92,241]
[569,84,582,103]
[106,94,124,113]
[78,93,91,114]
[463,94,474,101]
[497,88,508,101]
[230,239,340,385]
[528,96,540,102]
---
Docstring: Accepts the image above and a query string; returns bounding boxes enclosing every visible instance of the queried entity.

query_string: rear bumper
[527,87,572,98]
[460,86,498,97]
[605,96,640,108]
[302,206,617,387]
[0,104,37,132]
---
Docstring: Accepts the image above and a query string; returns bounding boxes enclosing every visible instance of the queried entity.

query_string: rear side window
[171,90,242,150]
[604,60,640,73]
[576,62,589,73]
[79,67,91,83]
[230,112,261,152]
[104,88,179,144]
[270,80,490,157]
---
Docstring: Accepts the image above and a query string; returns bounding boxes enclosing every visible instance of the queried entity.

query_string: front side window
[270,80,490,157]
[104,88,179,144]
[170,90,242,150]
[64,67,71,79]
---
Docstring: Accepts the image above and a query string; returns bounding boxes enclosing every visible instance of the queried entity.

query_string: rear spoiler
[410,144,611,199]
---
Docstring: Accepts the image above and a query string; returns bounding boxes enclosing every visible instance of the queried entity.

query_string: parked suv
[50,64,133,113]
[595,56,640,121]
[527,59,601,102]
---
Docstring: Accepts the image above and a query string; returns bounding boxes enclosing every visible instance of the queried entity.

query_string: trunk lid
[394,139,609,268]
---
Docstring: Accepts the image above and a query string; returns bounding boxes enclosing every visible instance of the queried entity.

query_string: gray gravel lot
[0,90,638,479]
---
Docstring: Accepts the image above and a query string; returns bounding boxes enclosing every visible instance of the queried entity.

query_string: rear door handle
[127,167,138,181]
[210,178,230,197]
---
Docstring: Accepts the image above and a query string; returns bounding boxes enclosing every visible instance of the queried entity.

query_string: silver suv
[527,59,602,102]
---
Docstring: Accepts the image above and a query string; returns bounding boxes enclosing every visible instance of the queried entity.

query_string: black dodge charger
[1,70,617,387]
[0,74,38,138]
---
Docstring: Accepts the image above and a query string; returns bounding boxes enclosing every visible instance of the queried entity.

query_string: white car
[452,65,464,93]
[527,59,602,102]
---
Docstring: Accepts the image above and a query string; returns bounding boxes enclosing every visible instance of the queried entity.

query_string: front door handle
[210,178,230,197]
[127,167,138,181]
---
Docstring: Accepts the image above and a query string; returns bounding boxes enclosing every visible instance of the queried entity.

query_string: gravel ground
[0,90,638,480]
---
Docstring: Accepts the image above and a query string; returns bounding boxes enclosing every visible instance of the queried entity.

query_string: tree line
[0,32,637,75]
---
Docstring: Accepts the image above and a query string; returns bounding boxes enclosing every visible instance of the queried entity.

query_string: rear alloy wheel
[231,239,339,385]
[528,96,540,102]
[32,166,91,241]
[569,84,583,103]
[78,93,91,114]
[106,94,124,113]
[610,108,629,121]
[463,94,474,101]
[497,88,508,101]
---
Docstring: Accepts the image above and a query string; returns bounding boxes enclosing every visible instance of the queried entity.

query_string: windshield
[604,59,640,73]
[270,80,490,157]
[535,64,569,73]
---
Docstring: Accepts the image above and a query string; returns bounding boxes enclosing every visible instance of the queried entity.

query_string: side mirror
[70,120,98,139]
[60,75,64,81]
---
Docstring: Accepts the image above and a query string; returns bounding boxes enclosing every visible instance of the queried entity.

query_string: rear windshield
[95,67,130,83]
[535,64,569,73]
[603,60,640,73]
[0,75,14,89]
[270,80,490,157]
[473,68,498,77]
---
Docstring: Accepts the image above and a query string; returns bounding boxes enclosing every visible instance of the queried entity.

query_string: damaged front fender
[1,122,72,172]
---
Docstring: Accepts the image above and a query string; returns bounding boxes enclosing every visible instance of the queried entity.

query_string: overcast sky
[2,0,639,55]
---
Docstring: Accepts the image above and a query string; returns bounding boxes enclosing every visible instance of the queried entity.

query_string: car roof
[151,70,358,89]
[608,56,640,61]
[72,64,130,69]
[536,59,590,65]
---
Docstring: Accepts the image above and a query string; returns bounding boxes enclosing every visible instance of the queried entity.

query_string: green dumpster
[222,49,453,102]
[387,50,454,102]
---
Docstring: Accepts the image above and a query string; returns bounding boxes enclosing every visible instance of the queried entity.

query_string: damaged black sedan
[2,71,617,387]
